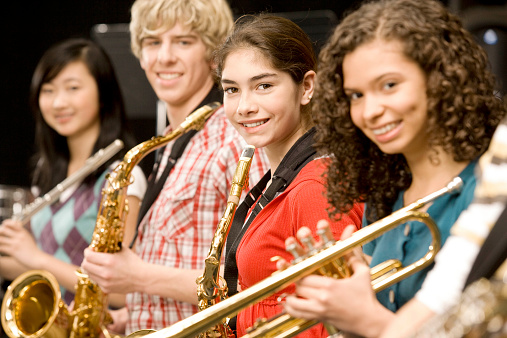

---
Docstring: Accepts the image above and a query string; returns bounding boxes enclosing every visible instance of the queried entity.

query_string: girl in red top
[214,14,364,337]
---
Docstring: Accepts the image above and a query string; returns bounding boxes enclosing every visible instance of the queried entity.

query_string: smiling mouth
[55,113,73,120]
[372,122,399,135]
[158,73,181,80]
[242,120,268,128]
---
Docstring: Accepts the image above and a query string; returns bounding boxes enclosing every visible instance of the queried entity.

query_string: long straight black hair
[29,38,136,195]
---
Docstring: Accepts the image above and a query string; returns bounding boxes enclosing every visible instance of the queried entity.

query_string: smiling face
[344,39,429,159]
[221,48,313,164]
[38,61,101,142]
[139,22,214,114]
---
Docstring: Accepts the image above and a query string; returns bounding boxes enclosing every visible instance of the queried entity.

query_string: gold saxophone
[1,139,125,338]
[0,102,220,338]
[411,259,507,337]
[195,145,255,338]
[123,177,462,338]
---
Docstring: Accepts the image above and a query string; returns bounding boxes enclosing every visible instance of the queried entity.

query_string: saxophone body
[1,140,125,338]
[195,145,255,338]
[71,102,220,338]
[412,260,507,338]
[0,102,220,338]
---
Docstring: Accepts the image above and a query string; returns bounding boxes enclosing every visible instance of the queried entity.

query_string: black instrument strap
[223,128,317,331]
[224,127,318,298]
[129,88,223,248]
[464,204,507,287]
[129,129,198,248]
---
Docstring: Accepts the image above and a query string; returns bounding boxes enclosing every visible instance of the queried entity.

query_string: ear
[300,70,316,106]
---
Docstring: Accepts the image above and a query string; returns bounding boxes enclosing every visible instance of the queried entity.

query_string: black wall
[2,0,506,189]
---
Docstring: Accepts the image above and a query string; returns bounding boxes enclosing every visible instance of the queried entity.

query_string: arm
[0,256,29,280]
[82,246,202,305]
[0,219,80,291]
[379,299,434,338]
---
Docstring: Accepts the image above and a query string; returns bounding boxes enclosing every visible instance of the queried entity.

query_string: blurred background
[1,0,506,191]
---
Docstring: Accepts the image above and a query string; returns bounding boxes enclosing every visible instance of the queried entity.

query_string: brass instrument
[130,177,463,338]
[70,101,220,338]
[1,140,124,338]
[195,145,255,338]
[0,102,220,338]
[13,139,124,226]
[412,260,507,338]
[1,270,70,338]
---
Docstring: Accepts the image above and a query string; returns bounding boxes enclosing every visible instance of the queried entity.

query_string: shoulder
[282,158,329,200]
[292,157,329,185]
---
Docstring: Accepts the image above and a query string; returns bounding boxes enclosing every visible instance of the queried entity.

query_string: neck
[166,78,214,128]
[265,125,310,174]
[404,148,469,204]
[67,129,100,177]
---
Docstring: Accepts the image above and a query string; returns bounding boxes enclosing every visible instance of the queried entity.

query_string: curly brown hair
[315,0,507,222]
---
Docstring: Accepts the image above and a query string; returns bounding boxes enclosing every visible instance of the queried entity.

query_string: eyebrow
[42,77,82,85]
[221,72,278,85]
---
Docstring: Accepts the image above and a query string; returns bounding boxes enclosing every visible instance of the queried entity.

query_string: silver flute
[12,139,124,225]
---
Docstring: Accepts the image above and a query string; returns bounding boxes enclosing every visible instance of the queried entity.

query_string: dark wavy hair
[29,38,136,195]
[214,13,317,124]
[314,0,507,222]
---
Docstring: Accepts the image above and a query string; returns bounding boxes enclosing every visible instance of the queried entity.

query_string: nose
[362,93,384,121]
[157,41,176,64]
[235,92,258,116]
[52,90,68,109]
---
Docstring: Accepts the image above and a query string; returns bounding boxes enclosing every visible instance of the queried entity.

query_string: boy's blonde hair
[130,0,234,59]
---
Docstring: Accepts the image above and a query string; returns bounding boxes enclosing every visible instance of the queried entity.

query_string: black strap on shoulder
[223,128,317,331]
[129,129,198,248]
[224,127,318,297]
[464,204,507,287]
[129,88,223,248]
[137,130,198,225]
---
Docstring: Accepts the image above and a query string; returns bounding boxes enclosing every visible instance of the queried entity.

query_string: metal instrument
[0,140,124,338]
[0,185,30,224]
[1,270,69,338]
[13,139,125,226]
[412,260,507,338]
[131,177,462,338]
[0,102,220,338]
[195,145,255,338]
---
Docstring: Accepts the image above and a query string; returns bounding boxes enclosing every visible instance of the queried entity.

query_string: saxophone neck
[197,145,256,308]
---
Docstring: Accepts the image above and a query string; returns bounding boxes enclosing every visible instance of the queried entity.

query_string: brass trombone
[129,177,463,338]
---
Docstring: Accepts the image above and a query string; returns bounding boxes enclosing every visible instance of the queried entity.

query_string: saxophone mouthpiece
[241,145,256,160]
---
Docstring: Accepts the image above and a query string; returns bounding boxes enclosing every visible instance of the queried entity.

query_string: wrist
[360,303,395,338]
[28,248,47,270]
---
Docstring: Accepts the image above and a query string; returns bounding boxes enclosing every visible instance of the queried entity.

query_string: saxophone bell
[1,270,71,338]
[0,103,221,338]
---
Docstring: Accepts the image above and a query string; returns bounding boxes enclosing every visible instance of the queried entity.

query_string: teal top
[362,160,477,312]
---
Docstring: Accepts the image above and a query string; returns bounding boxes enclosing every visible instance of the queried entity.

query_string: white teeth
[158,73,180,80]
[242,120,266,128]
[372,122,398,135]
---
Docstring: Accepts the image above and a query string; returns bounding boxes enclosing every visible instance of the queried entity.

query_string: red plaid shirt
[126,107,268,333]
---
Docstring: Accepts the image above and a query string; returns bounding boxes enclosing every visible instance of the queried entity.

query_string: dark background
[1,0,506,189]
